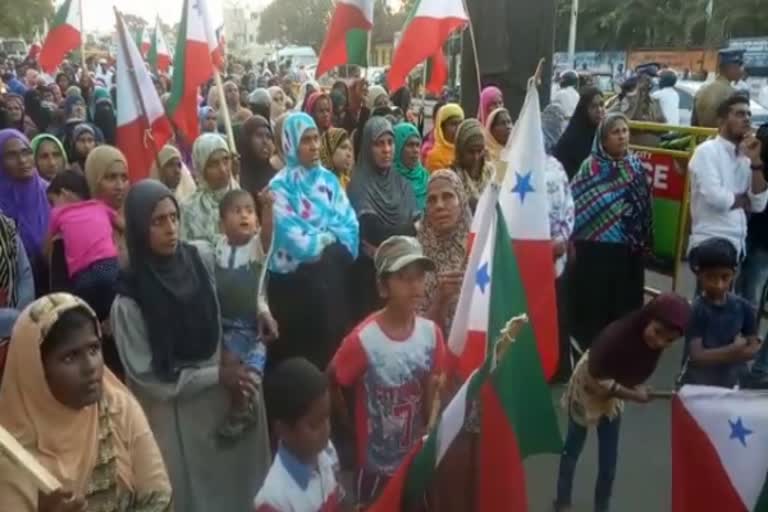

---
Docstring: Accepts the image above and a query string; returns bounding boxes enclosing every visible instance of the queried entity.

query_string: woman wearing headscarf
[0,293,173,511]
[417,170,471,334]
[478,85,504,124]
[223,80,253,124]
[341,78,370,140]
[453,118,494,212]
[0,213,34,337]
[296,80,320,113]
[3,93,38,138]
[24,88,51,133]
[568,113,653,361]
[347,116,419,321]
[484,107,513,168]
[554,293,691,512]
[393,122,429,211]
[269,113,288,171]
[236,115,276,200]
[426,103,464,173]
[149,144,197,203]
[553,87,605,179]
[247,87,272,121]
[319,127,354,188]
[0,129,50,294]
[391,86,415,123]
[199,106,218,134]
[305,91,333,134]
[366,84,390,112]
[181,133,237,243]
[112,181,269,512]
[67,123,100,173]
[268,85,287,122]
[420,100,445,163]
[267,112,359,370]
[84,145,130,213]
[330,80,349,127]
[31,133,68,181]
[92,94,117,146]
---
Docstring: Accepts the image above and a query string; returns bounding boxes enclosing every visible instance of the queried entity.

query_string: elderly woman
[348,116,420,321]
[417,170,471,334]
[426,103,465,173]
[31,133,68,181]
[268,113,359,370]
[453,119,494,212]
[0,293,172,511]
[4,93,38,138]
[112,181,269,511]
[320,126,354,188]
[484,107,513,168]
[394,122,429,211]
[149,144,197,203]
[0,129,50,294]
[568,112,652,358]
[181,133,237,243]
[67,123,100,173]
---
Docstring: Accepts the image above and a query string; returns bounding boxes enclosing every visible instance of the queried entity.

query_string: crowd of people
[0,49,764,512]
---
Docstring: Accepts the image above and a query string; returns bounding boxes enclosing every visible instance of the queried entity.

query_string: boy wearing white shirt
[689,95,768,258]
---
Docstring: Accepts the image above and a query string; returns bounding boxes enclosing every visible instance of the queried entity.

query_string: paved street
[526,267,701,512]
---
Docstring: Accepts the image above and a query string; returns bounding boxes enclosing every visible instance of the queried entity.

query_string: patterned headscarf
[393,123,429,211]
[181,133,236,243]
[149,144,198,202]
[417,170,472,333]
[0,214,18,307]
[319,127,351,187]
[484,107,509,167]
[268,113,359,274]
[454,118,493,211]
[571,112,652,250]
[425,103,464,173]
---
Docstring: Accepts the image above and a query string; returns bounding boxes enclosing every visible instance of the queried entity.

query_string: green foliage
[555,0,768,51]
[0,0,54,38]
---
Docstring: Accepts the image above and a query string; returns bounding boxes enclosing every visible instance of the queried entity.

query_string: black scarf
[552,87,602,180]
[117,180,220,381]
[236,115,276,197]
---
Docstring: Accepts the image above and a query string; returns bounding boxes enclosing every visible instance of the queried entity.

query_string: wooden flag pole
[214,70,237,156]
[0,424,61,494]
[114,7,163,175]
[461,0,483,108]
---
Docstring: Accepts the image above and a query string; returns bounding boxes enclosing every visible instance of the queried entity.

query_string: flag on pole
[315,0,374,78]
[673,385,768,512]
[388,0,468,94]
[39,0,82,73]
[148,16,172,74]
[498,83,559,380]
[140,26,151,58]
[370,200,562,511]
[115,12,172,183]
[167,0,224,143]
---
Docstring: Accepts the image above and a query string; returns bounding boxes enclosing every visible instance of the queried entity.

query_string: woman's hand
[220,350,259,401]
[258,312,280,343]
[38,490,87,512]
[436,271,463,307]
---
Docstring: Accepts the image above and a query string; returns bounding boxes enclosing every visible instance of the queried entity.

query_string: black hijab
[117,180,220,381]
[93,99,116,146]
[236,115,276,197]
[553,87,603,179]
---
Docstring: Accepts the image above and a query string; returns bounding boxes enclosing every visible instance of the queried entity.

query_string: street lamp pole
[567,0,579,65]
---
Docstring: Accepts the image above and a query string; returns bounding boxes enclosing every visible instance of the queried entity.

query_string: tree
[257,0,333,51]
[0,0,54,39]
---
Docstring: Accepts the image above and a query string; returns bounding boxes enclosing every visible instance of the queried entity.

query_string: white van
[274,46,318,70]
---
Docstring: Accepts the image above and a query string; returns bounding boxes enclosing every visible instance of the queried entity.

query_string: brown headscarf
[320,127,349,172]
[84,145,127,200]
[270,113,288,171]
[0,293,171,509]
[453,118,493,211]
[589,292,692,387]
[417,170,472,333]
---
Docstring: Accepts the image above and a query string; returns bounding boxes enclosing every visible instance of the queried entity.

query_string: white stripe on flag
[436,369,476,464]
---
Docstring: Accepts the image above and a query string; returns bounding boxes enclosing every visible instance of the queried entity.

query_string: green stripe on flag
[488,206,562,458]
[754,474,768,512]
[166,0,189,116]
[52,0,72,27]
[345,28,368,68]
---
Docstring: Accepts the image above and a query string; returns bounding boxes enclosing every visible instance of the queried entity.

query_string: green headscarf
[30,133,69,168]
[393,123,429,211]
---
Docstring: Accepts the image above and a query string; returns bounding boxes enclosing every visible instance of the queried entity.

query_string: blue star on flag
[476,262,490,294]
[729,417,753,447]
[511,171,535,203]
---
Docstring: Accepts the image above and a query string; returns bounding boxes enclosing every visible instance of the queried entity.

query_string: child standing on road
[255,357,351,511]
[680,237,762,388]
[554,293,691,512]
[329,236,446,507]
[215,189,279,438]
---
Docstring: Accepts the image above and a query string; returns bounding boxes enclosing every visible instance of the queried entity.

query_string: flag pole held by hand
[649,390,675,400]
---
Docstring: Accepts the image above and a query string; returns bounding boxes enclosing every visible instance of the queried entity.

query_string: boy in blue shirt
[681,238,761,388]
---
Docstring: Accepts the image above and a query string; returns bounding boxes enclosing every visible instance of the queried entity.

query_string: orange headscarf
[425,103,464,173]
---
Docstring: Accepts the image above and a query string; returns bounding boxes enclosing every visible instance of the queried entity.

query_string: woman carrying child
[554,293,691,512]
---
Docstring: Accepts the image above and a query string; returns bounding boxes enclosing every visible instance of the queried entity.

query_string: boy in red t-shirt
[329,236,446,507]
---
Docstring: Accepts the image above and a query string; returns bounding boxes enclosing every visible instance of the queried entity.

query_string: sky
[80,0,226,33]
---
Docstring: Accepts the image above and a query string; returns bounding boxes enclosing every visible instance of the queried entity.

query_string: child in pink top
[47,170,121,319]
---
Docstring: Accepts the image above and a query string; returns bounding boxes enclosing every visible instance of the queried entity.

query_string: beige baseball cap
[374,236,436,276]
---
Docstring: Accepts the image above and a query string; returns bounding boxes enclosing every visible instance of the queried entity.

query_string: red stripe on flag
[512,239,559,380]
[39,25,81,73]
[117,117,172,183]
[456,330,486,381]
[388,16,466,93]
[672,397,746,512]
[170,39,213,143]
[476,382,527,512]
[368,438,424,512]
[316,3,372,78]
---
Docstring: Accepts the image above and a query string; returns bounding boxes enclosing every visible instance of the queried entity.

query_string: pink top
[49,200,118,277]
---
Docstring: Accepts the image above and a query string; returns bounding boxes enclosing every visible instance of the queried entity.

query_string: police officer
[692,49,745,128]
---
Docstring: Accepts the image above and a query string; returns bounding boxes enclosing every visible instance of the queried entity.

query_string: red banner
[636,151,686,202]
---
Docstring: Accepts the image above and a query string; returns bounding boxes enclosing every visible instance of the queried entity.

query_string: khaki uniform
[692,76,736,128]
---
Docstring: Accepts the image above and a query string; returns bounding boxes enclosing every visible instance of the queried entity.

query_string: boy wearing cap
[328,236,447,506]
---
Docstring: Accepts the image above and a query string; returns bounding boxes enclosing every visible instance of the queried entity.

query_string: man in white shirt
[689,94,768,258]
[551,71,580,120]
[651,70,680,126]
